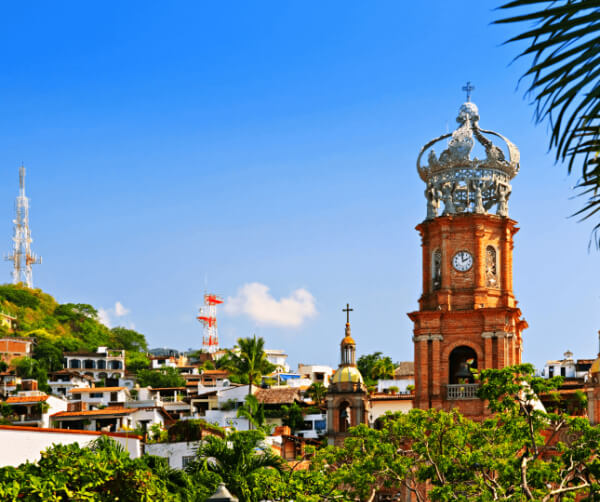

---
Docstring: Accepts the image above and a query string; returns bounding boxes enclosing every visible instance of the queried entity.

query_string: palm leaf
[496,0,600,248]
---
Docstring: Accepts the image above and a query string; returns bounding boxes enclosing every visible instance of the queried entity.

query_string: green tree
[32,340,63,372]
[0,360,7,372]
[13,356,49,392]
[237,394,270,433]
[126,351,151,372]
[136,367,185,388]
[221,335,276,397]
[187,430,283,502]
[0,436,171,501]
[497,0,600,247]
[281,401,305,433]
[306,382,327,407]
[371,356,394,381]
[110,326,148,352]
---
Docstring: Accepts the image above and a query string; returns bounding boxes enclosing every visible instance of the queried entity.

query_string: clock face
[452,251,473,272]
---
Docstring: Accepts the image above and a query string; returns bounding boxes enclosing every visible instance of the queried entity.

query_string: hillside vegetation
[0,284,148,370]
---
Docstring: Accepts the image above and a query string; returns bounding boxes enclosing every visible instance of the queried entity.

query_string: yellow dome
[341,335,355,346]
[331,366,363,385]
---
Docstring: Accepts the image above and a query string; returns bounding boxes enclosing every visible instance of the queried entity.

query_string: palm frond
[496,0,600,248]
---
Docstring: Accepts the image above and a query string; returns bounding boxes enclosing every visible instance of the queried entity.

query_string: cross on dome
[462,81,475,102]
[343,303,353,323]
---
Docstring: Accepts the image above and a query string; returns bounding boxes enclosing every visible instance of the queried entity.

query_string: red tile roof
[69,387,125,393]
[51,406,136,418]
[5,395,49,404]
[0,424,142,439]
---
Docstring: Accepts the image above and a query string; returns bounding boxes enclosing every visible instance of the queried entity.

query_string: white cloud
[224,283,317,328]
[97,308,111,327]
[114,301,130,317]
[98,301,131,327]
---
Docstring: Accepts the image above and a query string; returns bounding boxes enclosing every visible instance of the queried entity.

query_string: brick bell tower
[408,87,528,419]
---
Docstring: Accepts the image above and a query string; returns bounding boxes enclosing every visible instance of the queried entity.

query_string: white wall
[370,399,413,422]
[0,427,142,467]
[145,441,200,469]
[204,410,250,430]
[376,378,415,394]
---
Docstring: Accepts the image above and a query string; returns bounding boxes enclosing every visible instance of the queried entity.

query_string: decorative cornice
[481,331,512,339]
[413,334,444,342]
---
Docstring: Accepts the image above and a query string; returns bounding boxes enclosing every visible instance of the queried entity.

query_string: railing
[447,383,480,400]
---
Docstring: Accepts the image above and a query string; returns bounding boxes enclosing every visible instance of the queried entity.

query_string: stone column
[482,332,494,369]
[431,335,443,399]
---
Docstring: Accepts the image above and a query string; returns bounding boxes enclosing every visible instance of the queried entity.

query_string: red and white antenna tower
[197,294,223,354]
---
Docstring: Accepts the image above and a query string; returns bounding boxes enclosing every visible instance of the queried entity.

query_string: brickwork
[408,213,527,420]
[0,338,32,364]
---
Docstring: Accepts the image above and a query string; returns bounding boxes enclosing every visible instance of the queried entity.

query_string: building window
[70,360,81,369]
[182,456,195,469]
[432,249,442,290]
[72,394,81,400]
[549,366,554,378]
[109,361,122,370]
[561,367,566,377]
[486,246,498,287]
[97,360,106,370]
[90,393,103,399]
[110,392,118,402]
[83,359,95,369]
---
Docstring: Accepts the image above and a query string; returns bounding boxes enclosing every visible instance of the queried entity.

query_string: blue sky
[0,1,598,370]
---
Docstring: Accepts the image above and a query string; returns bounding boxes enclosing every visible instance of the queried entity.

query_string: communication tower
[197,293,223,353]
[4,165,42,288]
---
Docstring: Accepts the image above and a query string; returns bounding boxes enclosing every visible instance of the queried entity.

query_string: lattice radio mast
[197,294,223,353]
[4,165,42,288]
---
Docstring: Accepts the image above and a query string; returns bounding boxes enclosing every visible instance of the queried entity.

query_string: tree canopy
[497,0,600,248]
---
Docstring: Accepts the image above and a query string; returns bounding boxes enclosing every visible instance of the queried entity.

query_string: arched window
[97,360,106,370]
[339,401,351,432]
[432,249,442,290]
[70,359,81,369]
[486,246,498,287]
[109,360,122,370]
[449,346,478,384]
[83,359,95,369]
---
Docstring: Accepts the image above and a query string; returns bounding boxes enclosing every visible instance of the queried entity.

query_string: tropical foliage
[137,367,185,388]
[186,430,284,502]
[497,0,600,247]
[0,436,170,501]
[219,335,277,391]
[357,351,395,387]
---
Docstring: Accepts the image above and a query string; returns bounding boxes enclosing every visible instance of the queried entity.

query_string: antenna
[4,165,42,288]
[197,293,223,353]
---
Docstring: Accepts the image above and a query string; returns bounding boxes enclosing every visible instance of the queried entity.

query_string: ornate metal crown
[416,101,520,220]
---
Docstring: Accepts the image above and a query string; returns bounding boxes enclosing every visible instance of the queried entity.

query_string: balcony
[447,383,480,400]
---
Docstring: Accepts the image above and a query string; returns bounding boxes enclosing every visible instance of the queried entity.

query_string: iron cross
[462,81,475,102]
[343,303,353,323]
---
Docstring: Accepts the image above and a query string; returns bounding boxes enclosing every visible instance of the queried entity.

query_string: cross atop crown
[462,81,475,102]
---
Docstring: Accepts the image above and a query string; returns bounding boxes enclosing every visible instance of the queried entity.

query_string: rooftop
[255,387,301,404]
[5,395,49,404]
[51,406,136,418]
[69,387,126,393]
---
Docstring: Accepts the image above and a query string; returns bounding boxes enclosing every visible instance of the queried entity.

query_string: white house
[0,426,142,467]
[48,370,93,397]
[68,387,131,407]
[541,351,593,380]
[296,413,327,439]
[377,362,415,394]
[63,347,126,382]
[297,364,334,387]
[3,391,68,428]
[369,394,413,423]
[265,349,290,372]
[51,405,172,433]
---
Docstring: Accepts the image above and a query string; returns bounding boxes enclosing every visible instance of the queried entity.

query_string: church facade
[408,97,528,419]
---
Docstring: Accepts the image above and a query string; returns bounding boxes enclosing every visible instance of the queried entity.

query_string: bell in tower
[408,86,528,419]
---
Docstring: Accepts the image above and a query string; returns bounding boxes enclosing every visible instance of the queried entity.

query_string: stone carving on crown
[417,101,520,220]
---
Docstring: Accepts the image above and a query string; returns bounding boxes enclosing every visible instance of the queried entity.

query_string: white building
[296,413,327,439]
[377,362,415,394]
[3,391,68,428]
[68,387,131,407]
[48,370,93,397]
[63,347,126,382]
[0,426,142,467]
[297,364,334,387]
[265,349,289,372]
[541,351,593,380]
[51,405,171,433]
